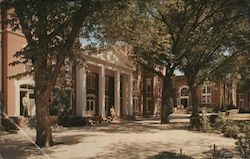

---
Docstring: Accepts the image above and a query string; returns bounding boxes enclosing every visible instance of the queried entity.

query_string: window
[105,76,109,91]
[133,97,139,112]
[145,97,152,112]
[87,94,96,111]
[145,78,152,93]
[181,87,189,97]
[87,73,96,89]
[201,85,212,104]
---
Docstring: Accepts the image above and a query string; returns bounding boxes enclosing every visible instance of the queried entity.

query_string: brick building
[172,75,241,109]
[1,9,249,119]
[1,9,35,117]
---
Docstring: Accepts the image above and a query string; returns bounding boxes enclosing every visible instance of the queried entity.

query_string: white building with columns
[75,47,135,117]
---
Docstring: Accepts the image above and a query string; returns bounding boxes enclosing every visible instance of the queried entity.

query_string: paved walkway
[0,118,239,159]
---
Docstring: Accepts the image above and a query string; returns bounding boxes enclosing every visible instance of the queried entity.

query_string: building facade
[1,9,249,119]
[172,75,239,108]
[74,47,135,117]
[1,9,35,117]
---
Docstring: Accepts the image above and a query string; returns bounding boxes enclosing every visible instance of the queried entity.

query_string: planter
[2,116,26,132]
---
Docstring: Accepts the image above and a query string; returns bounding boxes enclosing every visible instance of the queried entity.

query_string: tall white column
[232,82,237,106]
[128,74,133,115]
[99,65,105,116]
[76,65,86,117]
[122,76,128,115]
[114,71,120,116]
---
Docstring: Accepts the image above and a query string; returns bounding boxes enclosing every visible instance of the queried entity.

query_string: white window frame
[145,78,152,93]
[201,85,212,104]
[145,97,152,112]
[86,94,96,111]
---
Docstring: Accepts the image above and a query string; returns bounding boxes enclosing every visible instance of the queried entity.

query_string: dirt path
[0,120,239,159]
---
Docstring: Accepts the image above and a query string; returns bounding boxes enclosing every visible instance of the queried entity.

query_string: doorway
[181,98,188,108]
[19,84,35,116]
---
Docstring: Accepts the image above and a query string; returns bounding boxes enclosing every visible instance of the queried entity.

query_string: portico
[75,48,134,117]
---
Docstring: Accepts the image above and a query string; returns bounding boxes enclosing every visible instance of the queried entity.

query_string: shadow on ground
[0,134,90,159]
[87,141,194,159]
[0,138,50,159]
[68,121,189,134]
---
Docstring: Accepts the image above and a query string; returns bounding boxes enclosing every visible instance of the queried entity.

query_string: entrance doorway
[20,84,35,116]
[180,86,189,108]
[181,98,188,108]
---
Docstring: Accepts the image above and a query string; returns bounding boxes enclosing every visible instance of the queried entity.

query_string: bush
[190,115,202,129]
[58,116,87,127]
[212,106,221,113]
[226,104,237,110]
[150,151,192,159]
[200,109,212,132]
[50,88,71,116]
[223,124,240,139]
[220,105,227,112]
[236,122,250,158]
[208,144,233,159]
[239,106,250,113]
[209,114,218,125]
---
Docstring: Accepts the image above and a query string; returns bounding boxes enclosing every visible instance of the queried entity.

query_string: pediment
[90,48,134,69]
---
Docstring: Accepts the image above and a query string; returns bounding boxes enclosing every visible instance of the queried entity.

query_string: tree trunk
[35,94,52,147]
[189,84,201,128]
[161,76,172,124]
[35,74,53,147]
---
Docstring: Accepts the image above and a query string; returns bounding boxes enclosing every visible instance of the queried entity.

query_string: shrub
[208,144,233,158]
[58,116,87,127]
[226,104,237,110]
[239,106,250,113]
[236,133,250,158]
[50,88,71,116]
[190,115,202,129]
[212,106,220,113]
[236,122,250,158]
[220,105,227,112]
[209,114,218,125]
[150,151,192,159]
[223,123,240,139]
[200,108,212,133]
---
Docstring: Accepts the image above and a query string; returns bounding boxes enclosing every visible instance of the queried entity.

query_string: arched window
[180,87,189,97]
[87,94,96,111]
